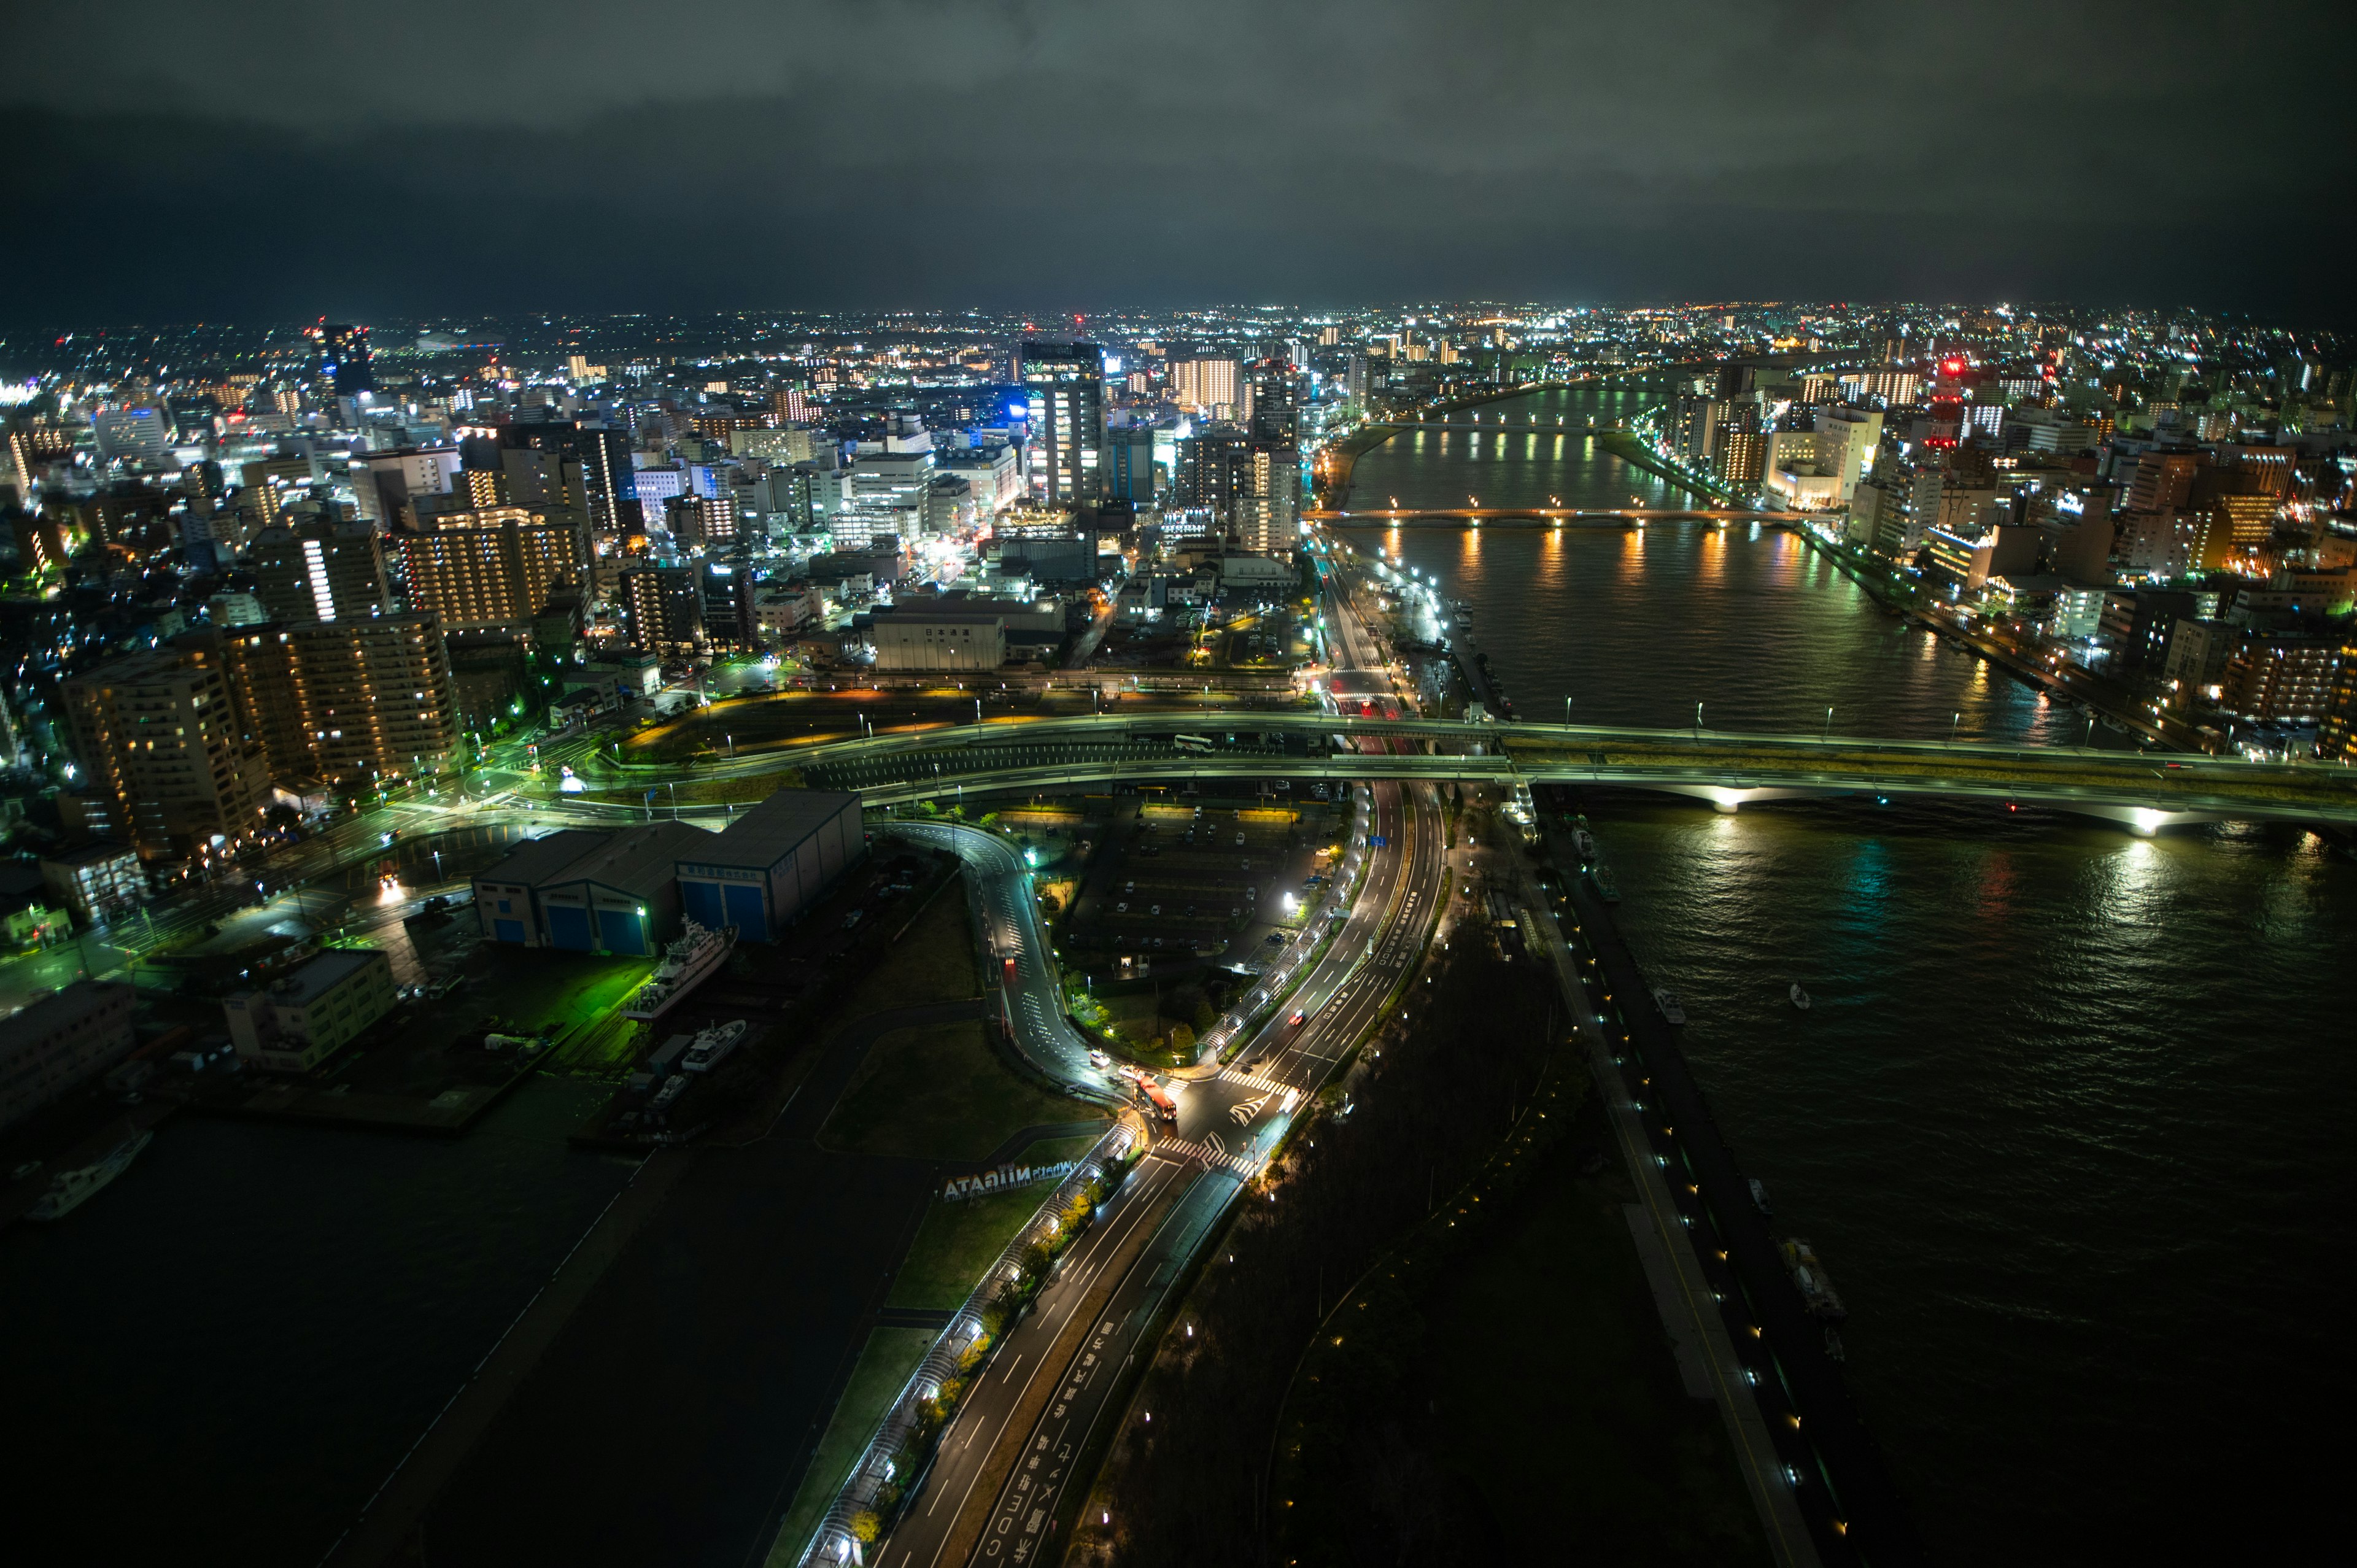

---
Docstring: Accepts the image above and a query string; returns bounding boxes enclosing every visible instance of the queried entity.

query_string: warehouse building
[473,822,708,956]
[1,981,137,1130]
[676,789,864,941]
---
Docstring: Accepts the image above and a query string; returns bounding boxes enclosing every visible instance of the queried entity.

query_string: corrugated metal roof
[537,821,713,897]
[473,829,614,889]
[678,789,861,873]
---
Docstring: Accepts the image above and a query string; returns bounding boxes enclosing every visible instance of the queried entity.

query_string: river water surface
[1349,388,2357,1562]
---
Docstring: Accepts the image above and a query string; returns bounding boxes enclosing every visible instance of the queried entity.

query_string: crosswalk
[1152,1136,1263,1178]
[1217,1070,1290,1097]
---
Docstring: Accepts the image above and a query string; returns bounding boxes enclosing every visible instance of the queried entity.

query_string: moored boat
[681,1019,748,1074]
[1789,982,1812,1011]
[1779,1237,1848,1320]
[27,1131,153,1222]
[623,921,736,1023]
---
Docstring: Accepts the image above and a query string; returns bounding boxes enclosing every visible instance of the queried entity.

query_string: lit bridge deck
[608,713,2357,832]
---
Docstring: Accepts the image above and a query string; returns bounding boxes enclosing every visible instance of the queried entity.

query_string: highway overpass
[593,712,2357,832]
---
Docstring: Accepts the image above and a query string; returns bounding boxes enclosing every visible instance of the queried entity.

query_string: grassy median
[819,1021,1097,1160]
[887,1134,1107,1311]
[768,1327,936,1568]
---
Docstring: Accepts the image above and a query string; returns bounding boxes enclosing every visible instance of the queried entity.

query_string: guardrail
[787,1121,1141,1568]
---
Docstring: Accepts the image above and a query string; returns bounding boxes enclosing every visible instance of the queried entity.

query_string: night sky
[2,0,2353,326]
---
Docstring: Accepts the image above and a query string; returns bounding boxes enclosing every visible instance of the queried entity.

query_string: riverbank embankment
[1535,791,1922,1566]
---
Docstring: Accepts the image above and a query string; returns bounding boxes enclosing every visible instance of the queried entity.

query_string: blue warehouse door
[493,918,526,944]
[681,880,726,931]
[723,884,768,938]
[597,908,648,956]
[545,905,594,951]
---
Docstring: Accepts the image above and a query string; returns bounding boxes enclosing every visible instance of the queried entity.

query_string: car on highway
[1088,1049,1112,1068]
[1289,1008,1308,1027]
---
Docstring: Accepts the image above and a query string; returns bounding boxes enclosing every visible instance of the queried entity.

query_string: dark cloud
[2,0,2352,326]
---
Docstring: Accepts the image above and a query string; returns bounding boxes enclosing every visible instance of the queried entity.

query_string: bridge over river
[606,713,2357,833]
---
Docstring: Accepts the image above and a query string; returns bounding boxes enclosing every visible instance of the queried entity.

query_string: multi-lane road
[797,543,1454,1568]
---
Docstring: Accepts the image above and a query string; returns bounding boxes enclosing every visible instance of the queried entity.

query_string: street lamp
[1694,701,1703,735]
[1823,706,1834,742]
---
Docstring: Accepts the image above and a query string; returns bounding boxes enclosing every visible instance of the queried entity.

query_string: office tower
[393,509,581,639]
[1101,427,1157,503]
[249,519,389,624]
[1017,340,1104,506]
[1247,360,1299,443]
[499,420,638,541]
[92,406,172,464]
[730,425,818,464]
[351,446,462,527]
[312,322,375,396]
[1814,406,1885,501]
[61,649,273,861]
[1170,357,1242,414]
[847,415,936,541]
[1345,353,1369,412]
[619,565,703,652]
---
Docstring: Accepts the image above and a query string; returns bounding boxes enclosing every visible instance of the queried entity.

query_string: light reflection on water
[1363,393,2356,1563]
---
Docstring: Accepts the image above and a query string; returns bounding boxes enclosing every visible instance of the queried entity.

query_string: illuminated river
[1348,387,2356,1563]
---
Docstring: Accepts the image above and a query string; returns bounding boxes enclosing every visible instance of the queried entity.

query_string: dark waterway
[1350,388,2357,1562]
[0,1077,638,1566]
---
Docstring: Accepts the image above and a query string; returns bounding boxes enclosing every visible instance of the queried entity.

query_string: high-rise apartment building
[620,565,703,652]
[1170,357,1242,414]
[249,519,389,624]
[288,617,459,784]
[1017,340,1104,506]
[393,508,580,639]
[61,649,273,860]
[1247,360,1300,443]
[665,494,743,551]
[1233,443,1301,553]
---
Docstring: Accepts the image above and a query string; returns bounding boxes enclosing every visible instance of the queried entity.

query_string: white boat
[1573,828,1598,862]
[622,921,736,1022]
[27,1130,153,1222]
[1790,983,1812,1011]
[1749,1178,1771,1215]
[1779,1238,1848,1320]
[1652,988,1687,1026]
[681,1019,748,1074]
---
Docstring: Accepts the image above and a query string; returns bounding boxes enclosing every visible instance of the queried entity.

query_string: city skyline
[4,9,2355,1565]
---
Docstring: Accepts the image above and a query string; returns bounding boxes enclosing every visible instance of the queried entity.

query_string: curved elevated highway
[602,711,2357,833]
